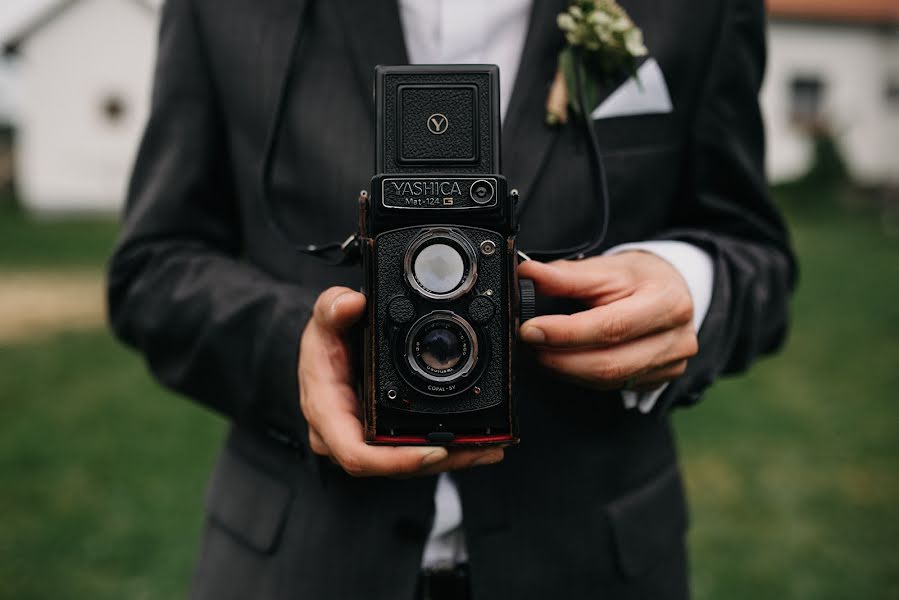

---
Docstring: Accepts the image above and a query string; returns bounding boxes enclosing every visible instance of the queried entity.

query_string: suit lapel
[502,0,568,202]
[334,0,409,116]
[258,0,408,155]
[257,0,309,137]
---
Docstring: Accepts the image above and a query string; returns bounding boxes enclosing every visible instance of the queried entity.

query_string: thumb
[518,258,609,299]
[314,287,367,332]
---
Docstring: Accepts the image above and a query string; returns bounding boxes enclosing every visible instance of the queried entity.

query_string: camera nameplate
[381,177,498,210]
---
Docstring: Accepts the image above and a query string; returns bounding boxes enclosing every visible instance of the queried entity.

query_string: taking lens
[418,326,463,371]
[406,311,479,385]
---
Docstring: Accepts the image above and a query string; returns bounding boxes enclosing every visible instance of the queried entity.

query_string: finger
[312,287,367,331]
[520,288,692,348]
[313,392,449,477]
[308,426,331,457]
[518,257,645,306]
[299,334,355,389]
[628,380,666,394]
[518,259,618,300]
[312,286,354,323]
[534,325,697,389]
[300,376,358,435]
[301,291,365,386]
[629,360,689,392]
[304,369,500,477]
[300,359,420,479]
[412,447,505,477]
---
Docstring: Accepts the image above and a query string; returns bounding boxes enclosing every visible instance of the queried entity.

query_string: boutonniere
[546,0,648,126]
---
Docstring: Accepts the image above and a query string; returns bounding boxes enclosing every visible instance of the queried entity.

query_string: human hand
[517,252,698,392]
[298,287,504,477]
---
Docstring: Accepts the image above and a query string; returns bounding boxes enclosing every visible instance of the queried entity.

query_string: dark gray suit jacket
[107,0,796,598]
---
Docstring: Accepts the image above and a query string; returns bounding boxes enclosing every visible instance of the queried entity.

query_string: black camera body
[359,65,532,446]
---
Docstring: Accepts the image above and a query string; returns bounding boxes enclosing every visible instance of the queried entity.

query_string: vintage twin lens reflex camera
[358,65,535,446]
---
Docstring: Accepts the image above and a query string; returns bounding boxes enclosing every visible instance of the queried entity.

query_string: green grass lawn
[0,190,897,599]
[0,207,119,271]
[675,194,899,599]
[0,332,224,599]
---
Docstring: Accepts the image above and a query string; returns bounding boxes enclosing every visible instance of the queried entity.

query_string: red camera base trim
[373,433,513,445]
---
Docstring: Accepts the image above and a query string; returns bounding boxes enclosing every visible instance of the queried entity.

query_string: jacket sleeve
[107,0,315,446]
[654,0,798,411]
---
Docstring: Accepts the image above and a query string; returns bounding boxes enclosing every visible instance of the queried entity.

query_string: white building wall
[16,0,157,214]
[0,61,18,125]
[762,21,899,185]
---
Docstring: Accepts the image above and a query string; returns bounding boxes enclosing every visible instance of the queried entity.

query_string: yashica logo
[427,113,449,135]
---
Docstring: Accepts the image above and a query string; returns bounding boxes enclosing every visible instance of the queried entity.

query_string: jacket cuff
[257,284,317,450]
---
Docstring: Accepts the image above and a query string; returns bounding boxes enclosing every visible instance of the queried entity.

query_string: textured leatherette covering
[373,226,507,414]
[376,66,500,174]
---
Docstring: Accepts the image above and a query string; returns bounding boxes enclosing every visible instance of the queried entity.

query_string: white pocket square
[591,57,673,120]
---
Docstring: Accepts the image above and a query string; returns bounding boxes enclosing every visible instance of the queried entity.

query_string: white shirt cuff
[603,241,715,413]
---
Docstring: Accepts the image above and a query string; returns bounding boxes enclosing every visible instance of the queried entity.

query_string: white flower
[549,0,647,125]
[596,27,613,45]
[557,13,577,32]
[612,16,631,32]
[557,2,646,69]
[624,28,648,57]
[588,11,612,26]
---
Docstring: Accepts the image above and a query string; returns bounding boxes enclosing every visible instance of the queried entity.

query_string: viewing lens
[404,229,478,301]
[419,327,463,371]
[413,243,465,294]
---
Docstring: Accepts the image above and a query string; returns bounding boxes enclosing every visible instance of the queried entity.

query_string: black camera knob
[387,296,415,324]
[470,179,495,205]
[468,295,496,325]
[519,278,536,323]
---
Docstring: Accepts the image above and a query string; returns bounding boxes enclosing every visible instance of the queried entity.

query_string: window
[789,75,826,129]
[885,75,899,110]
[100,94,127,125]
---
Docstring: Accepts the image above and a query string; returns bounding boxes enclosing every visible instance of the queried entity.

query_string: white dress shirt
[398,0,714,569]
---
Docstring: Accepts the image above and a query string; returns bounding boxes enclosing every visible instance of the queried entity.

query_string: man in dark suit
[107,0,796,598]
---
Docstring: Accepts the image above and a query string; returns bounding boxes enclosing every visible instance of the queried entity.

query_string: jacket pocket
[604,463,689,579]
[204,446,294,554]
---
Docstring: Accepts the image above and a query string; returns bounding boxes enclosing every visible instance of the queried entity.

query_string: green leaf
[561,47,601,118]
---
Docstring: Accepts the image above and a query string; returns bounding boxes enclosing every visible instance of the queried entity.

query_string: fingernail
[330,292,350,317]
[472,451,503,467]
[520,325,545,344]
[420,448,448,467]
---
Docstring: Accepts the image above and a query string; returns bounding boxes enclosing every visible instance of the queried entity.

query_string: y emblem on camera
[427,113,449,135]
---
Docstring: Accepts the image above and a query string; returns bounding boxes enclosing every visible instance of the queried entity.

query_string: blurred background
[0,0,896,598]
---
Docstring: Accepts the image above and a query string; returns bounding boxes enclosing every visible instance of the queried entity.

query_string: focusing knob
[519,278,536,323]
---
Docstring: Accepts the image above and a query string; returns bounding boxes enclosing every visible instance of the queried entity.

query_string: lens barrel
[405,311,479,385]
